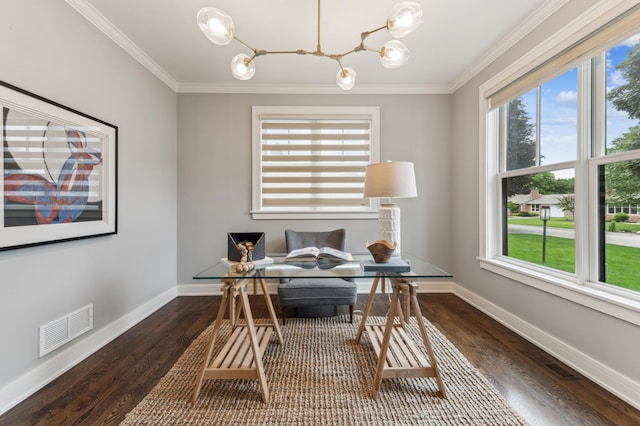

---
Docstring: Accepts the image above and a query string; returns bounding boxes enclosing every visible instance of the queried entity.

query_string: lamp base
[378,203,401,256]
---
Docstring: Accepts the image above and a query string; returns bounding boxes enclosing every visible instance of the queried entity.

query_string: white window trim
[251,106,380,220]
[478,0,640,326]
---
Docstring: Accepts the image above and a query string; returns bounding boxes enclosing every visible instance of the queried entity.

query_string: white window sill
[251,211,379,220]
[479,257,640,326]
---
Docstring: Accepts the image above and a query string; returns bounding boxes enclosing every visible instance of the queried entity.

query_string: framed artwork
[1,80,117,251]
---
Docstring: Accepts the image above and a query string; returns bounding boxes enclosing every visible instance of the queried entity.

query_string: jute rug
[121,315,528,425]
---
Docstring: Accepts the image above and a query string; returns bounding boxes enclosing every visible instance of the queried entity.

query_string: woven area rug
[121,315,528,425]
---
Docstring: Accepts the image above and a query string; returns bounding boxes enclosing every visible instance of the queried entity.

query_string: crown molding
[64,0,179,92]
[449,0,570,93]
[176,83,453,95]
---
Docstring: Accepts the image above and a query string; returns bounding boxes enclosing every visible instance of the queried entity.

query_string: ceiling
[66,0,557,93]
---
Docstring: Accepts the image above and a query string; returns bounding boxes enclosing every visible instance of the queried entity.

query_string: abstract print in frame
[1,81,117,251]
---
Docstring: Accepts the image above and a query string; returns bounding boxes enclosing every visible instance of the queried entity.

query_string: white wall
[450,0,640,406]
[177,94,451,284]
[0,0,177,410]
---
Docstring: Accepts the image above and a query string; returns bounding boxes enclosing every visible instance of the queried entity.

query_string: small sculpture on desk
[366,240,397,263]
[235,241,255,272]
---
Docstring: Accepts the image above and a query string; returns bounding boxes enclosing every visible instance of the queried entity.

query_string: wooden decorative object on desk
[234,241,255,272]
[366,240,397,263]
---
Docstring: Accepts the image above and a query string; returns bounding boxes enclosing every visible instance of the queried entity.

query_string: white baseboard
[0,286,177,416]
[453,284,640,411]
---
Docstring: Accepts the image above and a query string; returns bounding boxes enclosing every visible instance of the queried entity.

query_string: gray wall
[450,0,640,386]
[177,94,451,283]
[0,0,177,390]
[3,0,637,413]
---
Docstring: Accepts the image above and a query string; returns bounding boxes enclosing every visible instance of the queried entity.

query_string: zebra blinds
[258,118,372,211]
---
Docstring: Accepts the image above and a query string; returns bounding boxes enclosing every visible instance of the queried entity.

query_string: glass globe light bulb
[387,2,423,38]
[197,7,234,45]
[380,40,409,68]
[336,67,356,90]
[231,54,256,80]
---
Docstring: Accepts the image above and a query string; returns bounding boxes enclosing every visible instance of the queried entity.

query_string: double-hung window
[480,3,640,322]
[251,106,380,219]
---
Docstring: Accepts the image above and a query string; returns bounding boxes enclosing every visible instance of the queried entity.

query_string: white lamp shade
[197,7,234,46]
[387,2,423,38]
[363,161,417,199]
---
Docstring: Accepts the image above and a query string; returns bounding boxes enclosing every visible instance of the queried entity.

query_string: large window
[251,106,380,219]
[481,4,640,322]
[499,69,578,274]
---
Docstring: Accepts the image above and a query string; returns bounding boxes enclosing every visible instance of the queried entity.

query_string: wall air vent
[39,304,93,357]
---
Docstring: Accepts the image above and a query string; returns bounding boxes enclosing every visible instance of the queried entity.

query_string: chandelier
[196,1,423,90]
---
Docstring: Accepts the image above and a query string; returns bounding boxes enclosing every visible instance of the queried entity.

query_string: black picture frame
[1,80,117,251]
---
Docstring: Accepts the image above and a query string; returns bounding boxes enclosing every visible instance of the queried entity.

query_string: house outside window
[606,204,640,218]
[251,106,380,219]
[480,4,640,323]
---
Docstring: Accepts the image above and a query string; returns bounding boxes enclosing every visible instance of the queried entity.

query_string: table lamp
[363,161,417,256]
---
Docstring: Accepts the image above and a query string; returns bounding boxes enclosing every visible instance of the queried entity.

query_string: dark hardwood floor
[2,293,639,425]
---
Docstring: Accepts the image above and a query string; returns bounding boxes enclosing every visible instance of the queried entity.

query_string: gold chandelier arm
[363,47,383,54]
[360,25,387,42]
[234,36,257,53]
[316,0,322,53]
[232,2,389,64]
[235,38,311,59]
[331,46,362,61]
[260,49,315,56]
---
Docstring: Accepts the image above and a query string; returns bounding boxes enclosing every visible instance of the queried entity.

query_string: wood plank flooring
[1,293,639,425]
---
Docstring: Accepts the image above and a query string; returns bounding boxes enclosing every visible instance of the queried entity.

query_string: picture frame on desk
[0,80,117,251]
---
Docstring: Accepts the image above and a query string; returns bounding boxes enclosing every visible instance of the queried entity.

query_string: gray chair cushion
[278,278,358,307]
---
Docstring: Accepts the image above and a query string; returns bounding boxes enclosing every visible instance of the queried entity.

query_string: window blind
[487,4,640,110]
[259,119,371,210]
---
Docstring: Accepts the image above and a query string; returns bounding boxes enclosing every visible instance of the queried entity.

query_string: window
[251,106,380,219]
[480,3,640,323]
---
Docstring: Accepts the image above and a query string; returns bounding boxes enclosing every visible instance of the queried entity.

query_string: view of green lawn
[508,217,640,233]
[507,234,640,292]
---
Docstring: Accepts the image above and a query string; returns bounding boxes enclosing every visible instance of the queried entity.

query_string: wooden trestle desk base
[192,275,283,404]
[355,273,447,399]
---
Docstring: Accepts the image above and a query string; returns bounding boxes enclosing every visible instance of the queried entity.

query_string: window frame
[478,0,640,326]
[251,106,380,220]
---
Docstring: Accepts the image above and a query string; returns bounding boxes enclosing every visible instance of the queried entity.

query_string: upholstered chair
[278,228,357,325]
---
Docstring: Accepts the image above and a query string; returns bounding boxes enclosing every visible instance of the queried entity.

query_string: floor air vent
[39,304,93,357]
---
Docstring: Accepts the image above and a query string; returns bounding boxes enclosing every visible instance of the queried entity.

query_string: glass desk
[193,252,452,281]
[192,253,452,402]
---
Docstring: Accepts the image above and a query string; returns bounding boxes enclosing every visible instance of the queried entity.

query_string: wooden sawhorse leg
[369,279,446,399]
[355,273,382,343]
[192,276,283,404]
[192,281,233,403]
